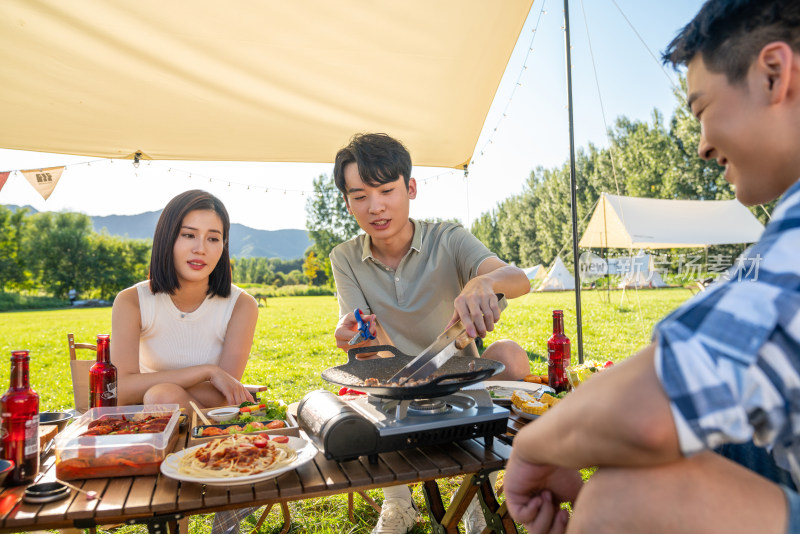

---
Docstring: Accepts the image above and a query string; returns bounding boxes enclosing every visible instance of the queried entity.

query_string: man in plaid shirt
[504,1,800,533]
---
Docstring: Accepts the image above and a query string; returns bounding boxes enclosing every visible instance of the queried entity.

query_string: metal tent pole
[563,0,584,363]
[603,194,610,304]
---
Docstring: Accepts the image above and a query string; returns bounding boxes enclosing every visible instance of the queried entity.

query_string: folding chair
[67,333,96,414]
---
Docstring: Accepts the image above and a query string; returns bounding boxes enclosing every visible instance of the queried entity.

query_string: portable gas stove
[297,387,509,463]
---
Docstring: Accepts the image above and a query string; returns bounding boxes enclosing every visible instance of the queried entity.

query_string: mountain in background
[4,205,311,260]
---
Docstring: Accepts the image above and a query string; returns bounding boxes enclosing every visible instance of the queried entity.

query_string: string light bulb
[133,151,142,169]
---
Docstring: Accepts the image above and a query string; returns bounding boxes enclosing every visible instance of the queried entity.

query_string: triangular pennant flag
[20,166,64,200]
[0,172,9,193]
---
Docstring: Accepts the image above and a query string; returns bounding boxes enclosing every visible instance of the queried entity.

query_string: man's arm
[476,257,531,299]
[513,343,681,468]
[453,257,531,337]
[330,247,385,355]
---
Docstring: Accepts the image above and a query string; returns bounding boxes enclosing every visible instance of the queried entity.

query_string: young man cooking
[503,1,800,533]
[330,132,531,534]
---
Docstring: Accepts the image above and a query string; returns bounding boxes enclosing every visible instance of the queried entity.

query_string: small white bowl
[206,407,240,423]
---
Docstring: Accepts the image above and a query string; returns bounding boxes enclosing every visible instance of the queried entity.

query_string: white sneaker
[371,498,418,534]
[463,496,487,534]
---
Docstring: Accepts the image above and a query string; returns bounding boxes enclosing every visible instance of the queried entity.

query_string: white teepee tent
[619,270,668,289]
[523,264,547,292]
[536,257,575,291]
[615,251,667,288]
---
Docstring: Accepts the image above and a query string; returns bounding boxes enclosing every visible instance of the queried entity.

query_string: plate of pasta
[160,434,317,486]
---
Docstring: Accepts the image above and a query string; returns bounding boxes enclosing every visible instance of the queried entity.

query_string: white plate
[160,435,318,486]
[480,380,554,401]
[511,404,541,420]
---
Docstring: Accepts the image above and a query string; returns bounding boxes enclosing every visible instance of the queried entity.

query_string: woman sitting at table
[111,189,258,411]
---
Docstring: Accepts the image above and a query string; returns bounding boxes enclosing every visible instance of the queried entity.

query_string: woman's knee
[483,340,530,379]
[143,383,189,405]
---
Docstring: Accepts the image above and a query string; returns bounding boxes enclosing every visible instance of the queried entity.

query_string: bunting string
[0,156,466,200]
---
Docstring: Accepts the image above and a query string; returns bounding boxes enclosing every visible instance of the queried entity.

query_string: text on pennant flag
[20,166,65,200]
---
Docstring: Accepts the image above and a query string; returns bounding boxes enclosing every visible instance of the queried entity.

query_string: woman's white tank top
[135,281,243,373]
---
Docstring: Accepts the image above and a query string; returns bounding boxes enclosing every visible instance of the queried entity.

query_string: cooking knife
[388,293,507,383]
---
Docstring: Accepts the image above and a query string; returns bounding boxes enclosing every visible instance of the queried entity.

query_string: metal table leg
[421,469,517,534]
[471,472,518,534]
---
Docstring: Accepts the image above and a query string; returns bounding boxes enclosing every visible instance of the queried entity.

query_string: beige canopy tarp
[0,1,533,167]
[579,193,764,249]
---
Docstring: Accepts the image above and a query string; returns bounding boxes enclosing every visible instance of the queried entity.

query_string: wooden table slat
[358,455,395,485]
[57,478,107,520]
[252,478,280,501]
[275,469,304,498]
[374,451,414,480]
[202,484,232,507]
[338,458,373,488]
[226,484,255,506]
[483,436,513,460]
[173,480,204,512]
[122,476,160,515]
[294,457,327,493]
[435,441,484,473]
[0,486,28,528]
[150,473,180,513]
[395,448,439,481]
[4,506,45,528]
[416,444,468,477]
[3,496,44,528]
[314,457,350,491]
[35,494,78,527]
[456,439,506,470]
[94,477,134,518]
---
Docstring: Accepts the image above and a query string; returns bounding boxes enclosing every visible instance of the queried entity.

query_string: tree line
[0,208,321,301]
[0,209,150,300]
[230,257,308,286]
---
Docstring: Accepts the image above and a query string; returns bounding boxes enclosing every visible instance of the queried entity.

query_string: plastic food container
[54,404,180,480]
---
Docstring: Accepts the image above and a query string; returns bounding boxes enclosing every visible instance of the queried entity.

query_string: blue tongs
[348,308,376,345]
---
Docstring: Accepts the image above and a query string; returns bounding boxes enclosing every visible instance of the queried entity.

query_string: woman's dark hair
[662,0,800,83]
[149,189,232,297]
[333,133,412,197]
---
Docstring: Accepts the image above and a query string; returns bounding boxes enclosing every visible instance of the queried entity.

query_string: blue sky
[0,0,705,231]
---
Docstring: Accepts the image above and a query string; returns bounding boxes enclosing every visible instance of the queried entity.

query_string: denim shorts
[781,485,800,534]
[717,441,800,533]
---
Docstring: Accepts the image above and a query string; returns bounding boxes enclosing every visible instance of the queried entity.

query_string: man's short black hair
[333,133,412,196]
[149,189,232,297]
[662,0,800,83]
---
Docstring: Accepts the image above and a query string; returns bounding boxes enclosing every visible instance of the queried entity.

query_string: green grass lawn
[0,288,692,533]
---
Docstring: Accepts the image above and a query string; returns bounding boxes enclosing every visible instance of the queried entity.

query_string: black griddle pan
[321,345,504,399]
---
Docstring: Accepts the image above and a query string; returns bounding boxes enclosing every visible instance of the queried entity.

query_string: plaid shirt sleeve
[654,180,800,478]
